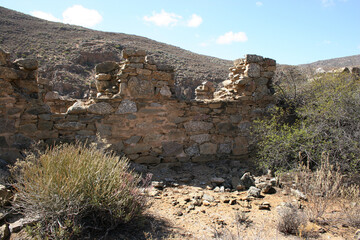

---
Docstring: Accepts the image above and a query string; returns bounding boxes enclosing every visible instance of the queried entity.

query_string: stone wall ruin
[0,47,276,167]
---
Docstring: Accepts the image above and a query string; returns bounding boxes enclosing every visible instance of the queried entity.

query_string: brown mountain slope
[299,54,360,71]
[0,6,232,99]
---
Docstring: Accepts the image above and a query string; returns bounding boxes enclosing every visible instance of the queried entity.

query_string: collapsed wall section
[0,47,276,167]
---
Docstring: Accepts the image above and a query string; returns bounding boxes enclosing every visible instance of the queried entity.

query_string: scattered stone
[240,172,255,189]
[202,193,215,202]
[291,188,307,201]
[354,229,360,240]
[259,202,271,210]
[175,211,183,216]
[247,186,261,198]
[151,181,164,189]
[0,224,10,240]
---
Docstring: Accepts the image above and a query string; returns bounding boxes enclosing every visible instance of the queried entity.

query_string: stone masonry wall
[0,47,276,167]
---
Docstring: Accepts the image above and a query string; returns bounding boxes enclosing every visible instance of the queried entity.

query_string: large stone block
[124,144,151,155]
[54,122,86,131]
[0,79,14,95]
[162,141,183,156]
[128,77,154,98]
[116,99,137,114]
[67,101,87,114]
[0,119,15,134]
[184,121,213,132]
[87,102,114,115]
[134,156,161,164]
[217,122,236,134]
[199,142,217,155]
[0,48,10,66]
[14,58,38,71]
[233,136,248,155]
[190,134,211,144]
[184,144,200,157]
[95,61,118,73]
[245,63,261,78]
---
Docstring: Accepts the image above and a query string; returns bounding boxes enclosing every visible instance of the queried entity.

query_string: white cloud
[62,5,102,27]
[216,31,248,45]
[187,14,203,27]
[256,2,263,7]
[30,11,61,22]
[143,10,182,27]
[30,5,102,28]
[323,40,331,44]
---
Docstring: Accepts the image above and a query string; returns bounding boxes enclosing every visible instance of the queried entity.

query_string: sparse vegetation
[10,142,150,239]
[254,72,360,175]
[276,202,305,235]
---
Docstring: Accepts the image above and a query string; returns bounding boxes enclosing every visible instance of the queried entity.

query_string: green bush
[11,142,149,239]
[253,72,360,174]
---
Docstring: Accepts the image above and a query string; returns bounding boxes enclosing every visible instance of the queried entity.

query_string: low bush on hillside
[11,142,150,239]
[253,72,360,175]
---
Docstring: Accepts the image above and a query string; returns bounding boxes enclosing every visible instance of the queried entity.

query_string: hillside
[299,54,360,72]
[0,6,231,99]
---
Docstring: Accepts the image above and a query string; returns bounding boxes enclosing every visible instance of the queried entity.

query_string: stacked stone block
[212,54,276,101]
[94,48,175,100]
[0,48,276,167]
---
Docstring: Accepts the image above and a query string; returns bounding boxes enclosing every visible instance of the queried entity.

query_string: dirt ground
[108,161,357,240]
[8,160,359,240]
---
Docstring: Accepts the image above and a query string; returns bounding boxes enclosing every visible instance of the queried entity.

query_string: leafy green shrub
[253,72,360,174]
[11,142,149,239]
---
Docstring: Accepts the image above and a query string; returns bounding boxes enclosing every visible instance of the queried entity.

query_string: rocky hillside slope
[300,54,360,71]
[0,6,231,99]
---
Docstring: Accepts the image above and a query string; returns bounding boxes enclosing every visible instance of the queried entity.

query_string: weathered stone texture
[0,47,277,166]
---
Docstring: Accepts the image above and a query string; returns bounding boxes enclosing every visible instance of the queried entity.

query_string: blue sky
[1,0,359,65]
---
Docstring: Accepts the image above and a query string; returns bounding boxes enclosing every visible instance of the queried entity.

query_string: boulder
[247,186,261,198]
[240,172,255,189]
[14,58,38,71]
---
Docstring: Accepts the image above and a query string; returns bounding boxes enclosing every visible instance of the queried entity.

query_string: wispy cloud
[321,0,348,7]
[256,2,264,7]
[216,31,248,45]
[187,14,203,27]
[322,40,332,45]
[31,5,102,28]
[143,10,182,27]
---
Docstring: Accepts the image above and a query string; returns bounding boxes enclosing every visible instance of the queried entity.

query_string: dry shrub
[340,184,360,228]
[11,142,150,239]
[295,155,343,222]
[277,203,306,235]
